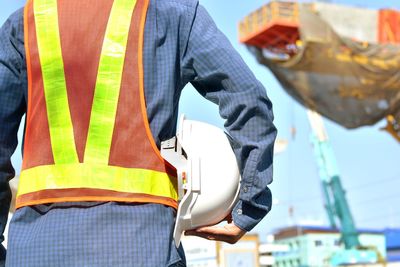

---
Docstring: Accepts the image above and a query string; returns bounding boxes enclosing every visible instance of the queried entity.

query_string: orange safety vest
[16,0,178,209]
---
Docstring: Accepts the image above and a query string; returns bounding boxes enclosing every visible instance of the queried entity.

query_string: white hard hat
[161,115,241,247]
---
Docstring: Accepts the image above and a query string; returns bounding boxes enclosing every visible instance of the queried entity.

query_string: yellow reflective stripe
[84,0,137,164]
[34,0,79,164]
[17,164,178,200]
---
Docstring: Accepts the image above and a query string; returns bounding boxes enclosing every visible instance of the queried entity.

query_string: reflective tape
[34,0,79,164]
[18,163,178,201]
[85,0,137,164]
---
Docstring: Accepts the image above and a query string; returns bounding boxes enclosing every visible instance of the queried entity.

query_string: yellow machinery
[239,1,400,143]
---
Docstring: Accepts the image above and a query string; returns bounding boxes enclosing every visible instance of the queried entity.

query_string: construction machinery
[238,1,400,143]
[238,1,399,265]
[307,110,379,266]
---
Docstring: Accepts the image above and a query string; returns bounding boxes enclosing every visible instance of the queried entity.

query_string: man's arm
[180,4,277,242]
[0,9,26,264]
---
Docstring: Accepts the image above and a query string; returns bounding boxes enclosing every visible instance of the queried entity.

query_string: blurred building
[272,226,386,267]
[259,241,289,267]
[385,229,400,263]
[182,234,260,267]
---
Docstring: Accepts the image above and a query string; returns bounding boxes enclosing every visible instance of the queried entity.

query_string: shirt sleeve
[0,9,26,263]
[180,4,277,232]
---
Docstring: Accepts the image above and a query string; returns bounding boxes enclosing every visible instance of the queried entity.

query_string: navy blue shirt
[0,0,276,266]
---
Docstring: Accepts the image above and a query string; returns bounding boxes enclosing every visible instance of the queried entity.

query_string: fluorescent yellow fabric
[33,0,79,164]
[84,0,138,164]
[18,164,178,200]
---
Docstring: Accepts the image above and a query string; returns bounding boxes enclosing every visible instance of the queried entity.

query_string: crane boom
[307,110,378,265]
[307,110,360,249]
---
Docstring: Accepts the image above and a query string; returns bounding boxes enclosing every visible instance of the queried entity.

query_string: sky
[1,0,399,243]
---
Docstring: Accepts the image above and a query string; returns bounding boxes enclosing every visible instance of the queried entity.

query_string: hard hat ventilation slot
[181,147,187,160]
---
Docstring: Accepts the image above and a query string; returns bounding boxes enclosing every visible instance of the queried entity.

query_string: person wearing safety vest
[0,0,277,266]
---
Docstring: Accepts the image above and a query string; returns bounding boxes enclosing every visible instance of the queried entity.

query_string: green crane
[307,110,378,266]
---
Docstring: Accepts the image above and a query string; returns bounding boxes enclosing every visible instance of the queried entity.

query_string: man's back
[0,0,276,266]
